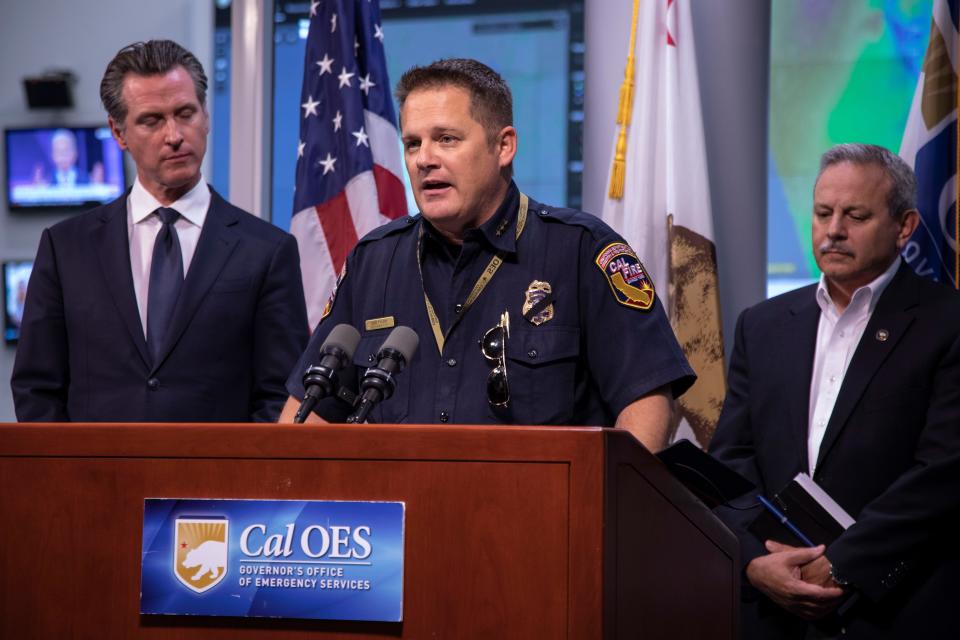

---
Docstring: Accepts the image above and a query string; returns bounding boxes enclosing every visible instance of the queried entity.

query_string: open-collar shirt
[807,256,901,473]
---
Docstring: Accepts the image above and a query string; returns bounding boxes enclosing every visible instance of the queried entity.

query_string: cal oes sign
[141,498,404,621]
[595,242,655,310]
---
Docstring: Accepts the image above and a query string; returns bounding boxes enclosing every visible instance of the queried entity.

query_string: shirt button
[839,330,845,337]
[147,378,160,390]
[527,349,538,359]
[446,358,457,367]
[439,411,449,423]
[829,375,836,383]
[454,303,463,314]
[368,354,376,363]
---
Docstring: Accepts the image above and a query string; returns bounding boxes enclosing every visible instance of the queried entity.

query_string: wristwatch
[828,561,850,588]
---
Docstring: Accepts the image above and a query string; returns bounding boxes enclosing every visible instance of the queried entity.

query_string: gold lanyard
[418,193,529,354]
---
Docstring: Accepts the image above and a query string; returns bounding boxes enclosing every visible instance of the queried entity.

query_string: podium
[0,423,738,638]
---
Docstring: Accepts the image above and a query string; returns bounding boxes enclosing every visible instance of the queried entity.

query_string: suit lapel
[92,193,151,368]
[150,189,240,372]
[783,291,822,472]
[815,265,918,469]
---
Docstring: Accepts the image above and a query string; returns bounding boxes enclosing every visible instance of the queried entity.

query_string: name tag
[140,498,404,621]
[364,316,395,331]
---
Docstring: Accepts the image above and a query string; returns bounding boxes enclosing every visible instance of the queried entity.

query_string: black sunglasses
[480,311,510,407]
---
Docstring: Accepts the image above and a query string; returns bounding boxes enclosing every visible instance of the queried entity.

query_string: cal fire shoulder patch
[320,261,347,321]
[594,242,655,310]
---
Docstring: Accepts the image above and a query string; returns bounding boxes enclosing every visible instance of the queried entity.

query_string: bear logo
[183,540,227,581]
[174,518,229,593]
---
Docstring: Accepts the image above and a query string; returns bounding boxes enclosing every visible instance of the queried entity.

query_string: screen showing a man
[38,128,104,187]
[3,260,33,343]
[5,126,123,208]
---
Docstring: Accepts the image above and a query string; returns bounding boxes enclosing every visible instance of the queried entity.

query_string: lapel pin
[875,329,889,342]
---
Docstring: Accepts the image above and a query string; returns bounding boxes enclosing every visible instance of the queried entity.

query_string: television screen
[3,260,33,344]
[5,125,126,209]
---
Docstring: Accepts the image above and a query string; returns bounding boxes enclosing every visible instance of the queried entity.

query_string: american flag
[292,0,408,328]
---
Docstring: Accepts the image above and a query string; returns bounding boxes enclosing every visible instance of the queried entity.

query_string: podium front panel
[0,423,609,639]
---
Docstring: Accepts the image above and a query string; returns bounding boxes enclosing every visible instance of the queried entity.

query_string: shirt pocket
[352,333,409,424]
[503,326,580,424]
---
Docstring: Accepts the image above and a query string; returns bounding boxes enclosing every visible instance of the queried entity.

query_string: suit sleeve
[826,330,960,602]
[708,307,769,573]
[10,228,70,421]
[284,249,358,423]
[249,233,309,422]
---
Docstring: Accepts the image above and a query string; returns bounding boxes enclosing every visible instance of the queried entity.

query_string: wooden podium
[0,423,738,638]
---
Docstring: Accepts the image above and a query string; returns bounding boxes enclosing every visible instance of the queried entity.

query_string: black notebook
[656,439,755,508]
[749,473,856,547]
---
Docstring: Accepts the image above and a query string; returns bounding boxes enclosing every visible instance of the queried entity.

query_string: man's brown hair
[395,58,513,144]
[100,39,208,128]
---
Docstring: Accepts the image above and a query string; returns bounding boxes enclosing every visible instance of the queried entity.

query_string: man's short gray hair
[51,128,76,148]
[816,143,917,218]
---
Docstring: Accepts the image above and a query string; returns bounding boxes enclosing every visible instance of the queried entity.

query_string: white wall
[0,0,212,421]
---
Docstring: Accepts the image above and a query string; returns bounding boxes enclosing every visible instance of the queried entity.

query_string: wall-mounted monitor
[3,260,33,344]
[5,125,126,210]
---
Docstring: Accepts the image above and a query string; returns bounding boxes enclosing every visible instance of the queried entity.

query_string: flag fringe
[607,0,641,201]
[608,127,628,198]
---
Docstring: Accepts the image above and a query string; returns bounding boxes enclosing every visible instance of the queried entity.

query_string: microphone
[293,324,361,424]
[346,326,419,424]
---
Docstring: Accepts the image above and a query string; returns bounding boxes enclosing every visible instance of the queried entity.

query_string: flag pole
[607,0,641,199]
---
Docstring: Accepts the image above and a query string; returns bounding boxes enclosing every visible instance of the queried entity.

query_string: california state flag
[601,0,725,447]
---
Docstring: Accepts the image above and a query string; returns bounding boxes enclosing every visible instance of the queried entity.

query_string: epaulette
[528,198,621,243]
[356,214,420,246]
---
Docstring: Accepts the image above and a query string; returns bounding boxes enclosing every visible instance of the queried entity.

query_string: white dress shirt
[806,256,901,475]
[127,177,210,337]
[55,167,78,186]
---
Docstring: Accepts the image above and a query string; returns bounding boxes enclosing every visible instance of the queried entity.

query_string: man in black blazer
[710,143,960,638]
[11,40,308,422]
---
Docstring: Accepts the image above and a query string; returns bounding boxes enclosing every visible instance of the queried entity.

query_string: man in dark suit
[710,143,960,638]
[48,129,90,186]
[11,40,308,422]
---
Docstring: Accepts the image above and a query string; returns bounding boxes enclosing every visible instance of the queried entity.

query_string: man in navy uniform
[12,40,308,422]
[280,58,694,451]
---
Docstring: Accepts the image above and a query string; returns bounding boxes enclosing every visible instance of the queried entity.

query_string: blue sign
[140,499,404,621]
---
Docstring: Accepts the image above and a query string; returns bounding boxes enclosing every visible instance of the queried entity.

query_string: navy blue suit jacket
[11,187,308,422]
[709,264,960,639]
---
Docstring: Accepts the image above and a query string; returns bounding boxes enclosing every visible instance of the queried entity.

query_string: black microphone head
[321,324,361,364]
[378,326,419,367]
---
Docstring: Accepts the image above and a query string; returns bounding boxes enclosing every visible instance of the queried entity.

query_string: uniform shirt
[287,182,696,425]
[127,177,210,337]
[807,256,900,473]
